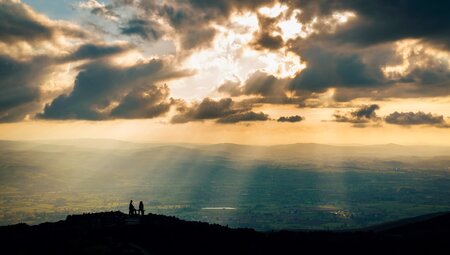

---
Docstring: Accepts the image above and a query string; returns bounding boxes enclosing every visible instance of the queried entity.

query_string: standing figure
[138,201,145,216]
[129,200,136,215]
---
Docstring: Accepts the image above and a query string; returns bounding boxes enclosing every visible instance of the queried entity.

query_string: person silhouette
[138,201,145,215]
[129,200,136,215]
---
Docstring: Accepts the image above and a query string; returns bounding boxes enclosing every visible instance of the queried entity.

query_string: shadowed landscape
[1,140,450,231]
[2,210,450,254]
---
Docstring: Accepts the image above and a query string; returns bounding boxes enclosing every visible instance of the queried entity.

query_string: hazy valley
[1,140,450,230]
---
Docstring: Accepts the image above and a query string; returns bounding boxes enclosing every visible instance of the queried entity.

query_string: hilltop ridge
[1,211,450,254]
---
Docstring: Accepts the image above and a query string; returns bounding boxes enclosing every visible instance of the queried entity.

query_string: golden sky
[0,0,449,145]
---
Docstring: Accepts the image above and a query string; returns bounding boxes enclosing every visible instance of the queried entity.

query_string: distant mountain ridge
[2,139,450,157]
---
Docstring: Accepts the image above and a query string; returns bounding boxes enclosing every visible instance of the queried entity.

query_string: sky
[0,0,449,145]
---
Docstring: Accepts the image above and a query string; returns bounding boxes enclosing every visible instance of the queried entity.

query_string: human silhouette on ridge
[129,200,136,215]
[138,201,145,215]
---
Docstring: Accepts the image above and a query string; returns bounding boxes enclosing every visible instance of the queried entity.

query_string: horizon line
[1,138,450,147]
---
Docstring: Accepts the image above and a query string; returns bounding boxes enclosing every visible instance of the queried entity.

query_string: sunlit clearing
[255,51,305,78]
[333,11,356,24]
[111,49,148,67]
[320,11,356,33]
[258,3,288,18]
[278,10,304,40]
[231,11,259,30]
[170,11,305,99]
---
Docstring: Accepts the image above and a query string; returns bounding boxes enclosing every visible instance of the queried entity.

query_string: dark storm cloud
[171,97,252,124]
[290,0,450,49]
[217,111,269,124]
[385,111,450,128]
[0,0,87,44]
[289,46,385,93]
[186,0,274,14]
[277,115,303,123]
[217,72,343,107]
[251,14,285,51]
[0,54,52,122]
[252,32,284,50]
[333,104,381,127]
[38,59,191,120]
[127,0,274,50]
[282,0,450,102]
[110,0,449,103]
[402,68,450,85]
[352,104,381,120]
[110,84,172,119]
[120,18,164,41]
[0,1,52,43]
[0,40,136,122]
[63,43,131,62]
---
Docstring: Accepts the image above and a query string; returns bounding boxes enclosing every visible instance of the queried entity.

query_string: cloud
[283,1,450,102]
[110,84,172,119]
[78,0,120,21]
[290,0,450,50]
[38,59,191,120]
[250,14,285,50]
[333,104,381,127]
[217,79,242,97]
[217,111,269,124]
[0,54,53,122]
[0,40,136,122]
[289,46,385,93]
[218,71,288,97]
[136,1,219,50]
[110,0,450,104]
[123,0,274,50]
[277,115,303,123]
[171,97,250,124]
[2,0,450,124]
[180,27,216,50]
[251,32,284,50]
[217,71,355,108]
[120,18,164,41]
[0,0,87,45]
[385,111,450,128]
[63,42,131,62]
[0,0,52,43]
[0,1,128,122]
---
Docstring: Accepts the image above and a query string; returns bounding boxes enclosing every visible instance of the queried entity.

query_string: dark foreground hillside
[1,211,450,255]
